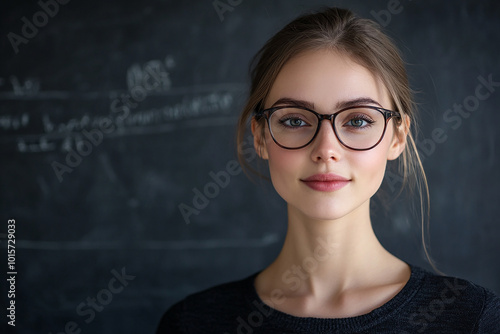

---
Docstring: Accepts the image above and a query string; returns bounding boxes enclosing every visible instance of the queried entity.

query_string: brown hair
[236,7,437,271]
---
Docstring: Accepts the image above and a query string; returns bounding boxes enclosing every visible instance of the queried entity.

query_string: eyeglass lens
[268,107,387,149]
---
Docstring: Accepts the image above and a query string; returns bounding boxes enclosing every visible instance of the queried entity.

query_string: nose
[309,119,343,162]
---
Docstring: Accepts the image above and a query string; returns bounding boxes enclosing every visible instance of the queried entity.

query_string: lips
[301,173,351,192]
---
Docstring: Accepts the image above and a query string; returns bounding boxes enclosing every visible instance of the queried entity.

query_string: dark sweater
[157,265,500,333]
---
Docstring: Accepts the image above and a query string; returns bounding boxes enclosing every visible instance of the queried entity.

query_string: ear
[387,115,410,161]
[251,118,269,160]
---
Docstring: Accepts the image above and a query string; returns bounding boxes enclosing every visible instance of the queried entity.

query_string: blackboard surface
[1,0,499,333]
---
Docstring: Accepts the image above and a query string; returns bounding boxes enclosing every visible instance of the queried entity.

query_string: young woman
[158,7,500,333]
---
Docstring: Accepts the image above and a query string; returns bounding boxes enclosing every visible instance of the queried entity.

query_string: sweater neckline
[245,263,427,332]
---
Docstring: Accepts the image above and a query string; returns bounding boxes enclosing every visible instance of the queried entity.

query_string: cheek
[353,150,387,177]
[351,138,392,190]
[267,143,296,177]
[265,137,304,197]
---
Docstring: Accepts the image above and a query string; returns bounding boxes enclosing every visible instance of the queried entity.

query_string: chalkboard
[1,0,499,333]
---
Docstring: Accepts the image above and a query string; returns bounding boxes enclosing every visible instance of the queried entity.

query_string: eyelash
[344,114,375,127]
[278,116,310,128]
[276,113,375,126]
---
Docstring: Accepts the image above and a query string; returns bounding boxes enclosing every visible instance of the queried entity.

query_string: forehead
[266,49,390,111]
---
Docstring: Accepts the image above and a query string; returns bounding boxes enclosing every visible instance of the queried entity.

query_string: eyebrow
[271,97,383,111]
[271,97,314,109]
[337,97,383,109]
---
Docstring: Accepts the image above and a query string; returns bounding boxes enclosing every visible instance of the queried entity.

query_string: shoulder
[406,265,500,333]
[156,273,258,333]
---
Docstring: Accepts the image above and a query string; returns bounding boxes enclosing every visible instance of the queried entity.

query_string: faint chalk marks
[16,233,279,250]
[36,176,50,198]
[98,153,117,183]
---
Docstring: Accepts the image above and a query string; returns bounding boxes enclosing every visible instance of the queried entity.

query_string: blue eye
[344,115,374,129]
[280,117,308,128]
[349,119,367,127]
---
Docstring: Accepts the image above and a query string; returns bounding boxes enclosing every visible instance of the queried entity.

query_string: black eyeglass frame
[254,105,402,151]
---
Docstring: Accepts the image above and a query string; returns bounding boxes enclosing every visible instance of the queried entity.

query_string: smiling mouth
[301,173,351,192]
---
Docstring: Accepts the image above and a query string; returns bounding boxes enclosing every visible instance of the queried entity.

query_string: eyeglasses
[254,105,401,150]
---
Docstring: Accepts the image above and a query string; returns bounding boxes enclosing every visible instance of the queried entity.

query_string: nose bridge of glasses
[309,117,344,156]
[316,115,340,144]
[317,113,335,122]
[317,113,336,133]
[317,113,336,132]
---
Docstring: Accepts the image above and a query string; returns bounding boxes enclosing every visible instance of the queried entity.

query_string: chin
[298,207,352,222]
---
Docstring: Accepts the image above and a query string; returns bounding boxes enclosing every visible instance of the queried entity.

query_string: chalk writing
[121,92,233,127]
[0,113,29,131]
[10,76,40,96]
[2,89,240,154]
[126,56,174,93]
[17,137,56,153]
[0,56,244,157]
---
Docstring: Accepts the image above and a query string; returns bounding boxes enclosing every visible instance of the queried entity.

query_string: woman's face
[253,49,406,221]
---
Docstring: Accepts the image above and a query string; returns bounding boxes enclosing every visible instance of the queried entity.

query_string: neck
[263,200,400,297]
